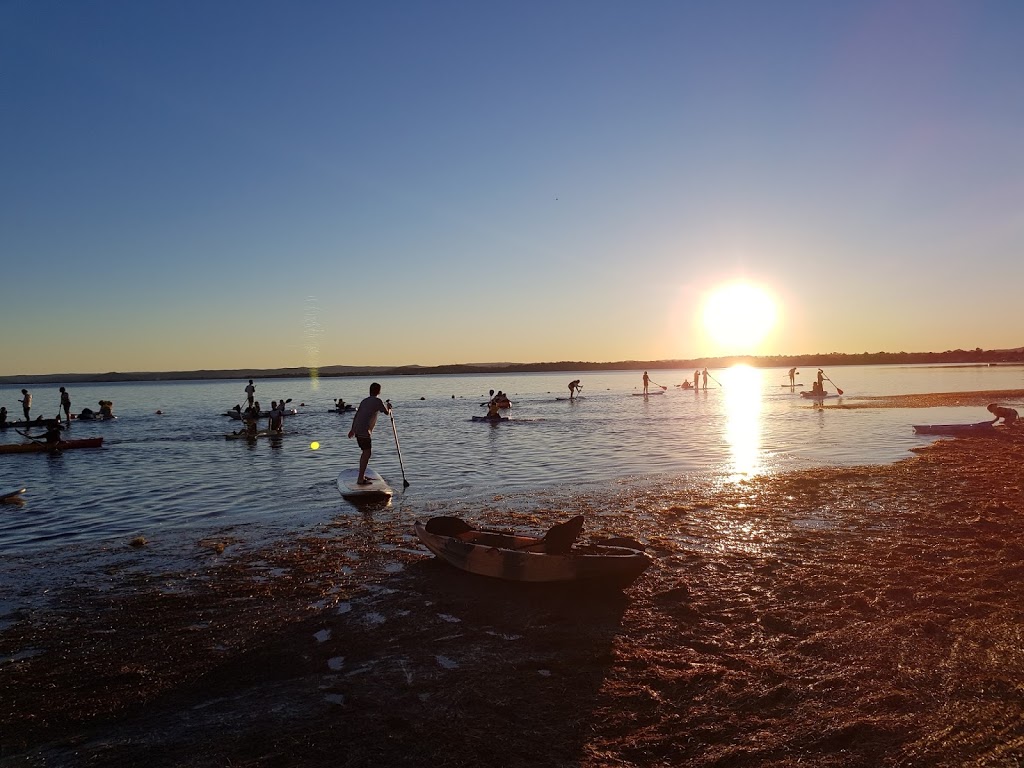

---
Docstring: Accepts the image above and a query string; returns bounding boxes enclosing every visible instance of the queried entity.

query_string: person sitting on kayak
[988,403,1019,426]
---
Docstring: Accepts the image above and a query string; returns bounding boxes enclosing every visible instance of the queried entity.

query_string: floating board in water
[554,397,585,401]
[329,407,355,413]
[1,487,26,502]
[472,415,509,422]
[632,391,664,396]
[337,467,393,501]
[780,383,803,387]
[224,430,284,440]
[800,391,839,399]
[912,422,996,436]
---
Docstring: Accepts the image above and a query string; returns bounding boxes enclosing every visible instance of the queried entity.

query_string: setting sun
[701,282,778,354]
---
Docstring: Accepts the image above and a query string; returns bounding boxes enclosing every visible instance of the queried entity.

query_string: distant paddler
[59,387,72,424]
[788,367,798,386]
[568,379,582,400]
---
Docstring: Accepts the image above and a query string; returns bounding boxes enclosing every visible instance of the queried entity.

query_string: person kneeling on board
[348,382,391,485]
[988,403,1019,426]
[485,399,503,419]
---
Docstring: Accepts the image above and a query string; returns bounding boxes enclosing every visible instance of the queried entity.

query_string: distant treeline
[3,347,1022,385]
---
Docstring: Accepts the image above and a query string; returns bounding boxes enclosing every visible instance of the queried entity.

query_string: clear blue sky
[3,0,1022,375]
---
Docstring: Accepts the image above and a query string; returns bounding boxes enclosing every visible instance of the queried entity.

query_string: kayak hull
[913,422,996,436]
[0,437,104,454]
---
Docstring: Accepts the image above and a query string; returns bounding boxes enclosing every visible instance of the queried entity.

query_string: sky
[2,0,1023,376]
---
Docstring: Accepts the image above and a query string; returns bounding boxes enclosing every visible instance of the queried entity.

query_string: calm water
[1,364,1021,553]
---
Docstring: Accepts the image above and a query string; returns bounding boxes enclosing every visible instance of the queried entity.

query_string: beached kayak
[913,422,996,436]
[414,516,652,587]
[0,437,104,454]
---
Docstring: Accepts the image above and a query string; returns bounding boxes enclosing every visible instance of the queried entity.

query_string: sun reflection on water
[721,365,765,482]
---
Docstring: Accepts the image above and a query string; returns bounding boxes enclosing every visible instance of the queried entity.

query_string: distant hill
[1,346,1022,385]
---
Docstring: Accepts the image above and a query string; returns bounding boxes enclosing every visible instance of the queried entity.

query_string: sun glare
[702,283,778,354]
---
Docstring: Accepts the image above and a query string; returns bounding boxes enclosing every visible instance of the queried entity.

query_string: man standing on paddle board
[788,367,798,386]
[348,382,391,485]
[19,389,32,422]
[244,379,256,409]
[59,387,71,424]
[642,371,650,395]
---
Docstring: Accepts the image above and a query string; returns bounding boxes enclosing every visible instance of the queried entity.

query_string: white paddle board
[1,487,26,502]
[337,468,393,501]
[632,391,664,396]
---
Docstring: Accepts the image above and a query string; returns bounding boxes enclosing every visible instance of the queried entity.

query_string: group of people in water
[0,387,113,428]
[228,380,293,437]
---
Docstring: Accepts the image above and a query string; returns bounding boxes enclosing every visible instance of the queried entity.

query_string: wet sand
[1,416,1022,766]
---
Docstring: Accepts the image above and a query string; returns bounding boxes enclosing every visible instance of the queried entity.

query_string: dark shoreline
[3,349,1023,385]
[2,426,1022,767]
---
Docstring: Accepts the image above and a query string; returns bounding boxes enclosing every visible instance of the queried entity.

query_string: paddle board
[632,391,664,396]
[1,487,26,503]
[337,468,393,501]
[471,415,508,422]
[554,397,585,401]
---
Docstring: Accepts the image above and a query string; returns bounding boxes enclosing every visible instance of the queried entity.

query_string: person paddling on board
[59,387,72,424]
[19,389,32,422]
[788,367,798,386]
[348,382,391,485]
[485,399,502,419]
[568,379,582,400]
[988,403,1019,426]
[244,379,256,409]
[702,368,709,390]
[812,369,826,396]
[642,371,650,395]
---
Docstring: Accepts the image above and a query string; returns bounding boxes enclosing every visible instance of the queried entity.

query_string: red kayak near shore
[0,437,104,454]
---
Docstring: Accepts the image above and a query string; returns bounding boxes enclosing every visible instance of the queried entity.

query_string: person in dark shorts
[19,389,32,422]
[348,382,391,484]
[59,387,72,424]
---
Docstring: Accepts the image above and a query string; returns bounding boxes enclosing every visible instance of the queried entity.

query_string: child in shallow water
[987,403,1019,426]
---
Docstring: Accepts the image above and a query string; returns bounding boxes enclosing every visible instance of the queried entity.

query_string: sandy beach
[2,404,1022,767]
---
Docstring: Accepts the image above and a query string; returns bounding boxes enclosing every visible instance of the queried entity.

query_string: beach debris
[313,628,331,643]
[435,655,459,670]
[327,656,345,671]
[129,536,147,548]
[323,694,345,706]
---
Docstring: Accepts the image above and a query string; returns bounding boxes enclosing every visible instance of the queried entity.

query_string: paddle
[706,371,723,388]
[823,375,844,395]
[385,400,410,488]
[648,379,668,391]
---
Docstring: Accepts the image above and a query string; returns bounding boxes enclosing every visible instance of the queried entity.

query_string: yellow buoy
[310,441,320,450]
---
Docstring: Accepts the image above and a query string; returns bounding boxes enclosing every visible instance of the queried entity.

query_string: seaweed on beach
[1,432,1023,767]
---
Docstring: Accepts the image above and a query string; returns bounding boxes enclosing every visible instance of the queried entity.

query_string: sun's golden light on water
[702,282,778,354]
[721,365,765,481]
